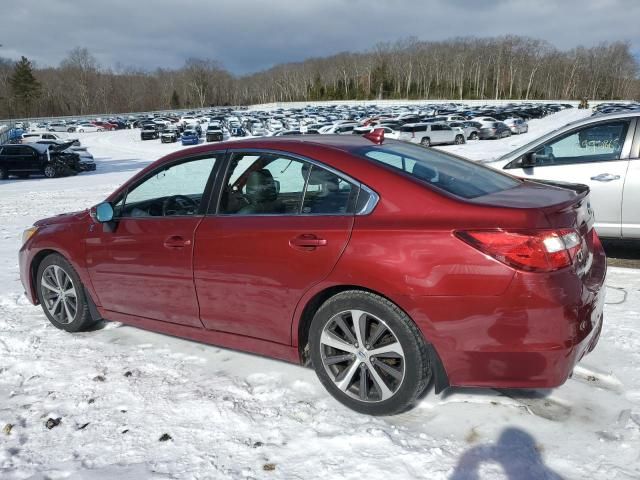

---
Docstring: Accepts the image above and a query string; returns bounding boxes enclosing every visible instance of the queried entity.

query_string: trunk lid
[469,179,600,278]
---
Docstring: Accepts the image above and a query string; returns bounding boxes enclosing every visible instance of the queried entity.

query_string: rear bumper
[400,252,606,389]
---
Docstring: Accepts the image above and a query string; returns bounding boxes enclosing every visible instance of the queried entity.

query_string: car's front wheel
[36,254,96,332]
[309,290,431,415]
[454,134,464,144]
[469,132,478,140]
[420,137,431,147]
[43,165,58,178]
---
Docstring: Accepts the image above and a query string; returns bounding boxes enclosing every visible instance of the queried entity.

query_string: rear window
[352,142,520,199]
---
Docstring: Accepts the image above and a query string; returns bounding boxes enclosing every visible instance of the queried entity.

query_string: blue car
[181,129,199,146]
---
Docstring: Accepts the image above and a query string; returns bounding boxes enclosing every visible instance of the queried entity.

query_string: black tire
[420,137,431,147]
[454,135,464,145]
[43,165,58,178]
[0,166,8,180]
[309,290,431,416]
[67,128,74,133]
[470,132,478,140]
[36,253,96,332]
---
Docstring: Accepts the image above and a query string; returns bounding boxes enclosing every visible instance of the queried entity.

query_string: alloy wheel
[40,265,77,324]
[320,309,405,403]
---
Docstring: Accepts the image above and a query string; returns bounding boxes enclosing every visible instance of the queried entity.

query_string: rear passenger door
[193,150,357,344]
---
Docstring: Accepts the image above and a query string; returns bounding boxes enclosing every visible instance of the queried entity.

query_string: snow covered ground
[1,108,640,479]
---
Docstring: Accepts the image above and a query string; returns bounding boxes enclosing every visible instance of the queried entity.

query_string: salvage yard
[1,107,639,479]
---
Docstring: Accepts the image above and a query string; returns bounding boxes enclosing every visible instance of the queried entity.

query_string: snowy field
[1,108,640,479]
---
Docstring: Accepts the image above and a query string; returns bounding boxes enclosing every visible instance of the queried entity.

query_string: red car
[91,121,117,131]
[19,132,606,415]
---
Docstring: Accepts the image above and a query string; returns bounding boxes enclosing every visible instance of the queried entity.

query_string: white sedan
[486,112,640,239]
[75,123,101,133]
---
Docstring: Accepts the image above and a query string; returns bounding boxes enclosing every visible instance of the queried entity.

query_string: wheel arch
[30,248,60,303]
[294,283,450,393]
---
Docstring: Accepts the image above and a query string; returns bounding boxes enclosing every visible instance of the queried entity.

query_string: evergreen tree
[9,56,41,116]
[170,89,180,109]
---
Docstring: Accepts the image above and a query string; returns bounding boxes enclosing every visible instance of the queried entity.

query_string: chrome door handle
[590,173,621,182]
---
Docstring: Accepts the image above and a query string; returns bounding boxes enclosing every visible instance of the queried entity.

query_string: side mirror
[521,152,537,168]
[92,202,114,223]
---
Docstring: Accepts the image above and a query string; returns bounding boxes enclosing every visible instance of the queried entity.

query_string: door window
[118,156,217,218]
[509,120,630,168]
[219,152,355,215]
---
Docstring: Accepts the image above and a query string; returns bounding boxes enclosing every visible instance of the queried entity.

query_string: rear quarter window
[353,142,520,199]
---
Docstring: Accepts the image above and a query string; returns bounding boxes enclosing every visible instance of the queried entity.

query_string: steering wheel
[162,195,198,216]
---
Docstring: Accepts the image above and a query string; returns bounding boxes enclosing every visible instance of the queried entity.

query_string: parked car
[504,118,529,134]
[486,112,640,239]
[161,127,179,143]
[478,122,512,139]
[32,140,95,166]
[22,133,81,146]
[75,123,102,133]
[92,121,116,131]
[140,124,159,141]
[205,125,224,142]
[0,142,91,179]
[47,122,68,132]
[18,134,605,415]
[448,121,479,140]
[398,122,465,146]
[181,129,199,145]
[352,126,400,139]
[230,126,246,137]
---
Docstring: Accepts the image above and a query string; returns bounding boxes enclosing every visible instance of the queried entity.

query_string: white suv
[398,123,466,146]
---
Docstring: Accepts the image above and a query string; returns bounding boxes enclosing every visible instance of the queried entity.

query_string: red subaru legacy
[19,132,606,415]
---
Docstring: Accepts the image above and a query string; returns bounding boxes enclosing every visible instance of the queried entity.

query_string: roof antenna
[364,127,385,145]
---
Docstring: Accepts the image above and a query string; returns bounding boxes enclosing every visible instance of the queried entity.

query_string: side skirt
[99,308,300,364]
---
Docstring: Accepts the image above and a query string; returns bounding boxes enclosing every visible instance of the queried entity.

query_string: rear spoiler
[527,178,590,196]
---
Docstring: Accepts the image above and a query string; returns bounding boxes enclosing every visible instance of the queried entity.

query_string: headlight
[22,226,39,245]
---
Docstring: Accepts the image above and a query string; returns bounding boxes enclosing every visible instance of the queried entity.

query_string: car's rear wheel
[309,290,431,415]
[0,167,8,180]
[43,165,58,178]
[420,137,431,147]
[36,254,96,332]
[454,135,464,144]
[470,132,478,140]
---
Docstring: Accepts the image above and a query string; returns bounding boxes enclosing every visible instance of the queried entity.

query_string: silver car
[398,122,466,146]
[503,117,529,134]
[486,112,640,239]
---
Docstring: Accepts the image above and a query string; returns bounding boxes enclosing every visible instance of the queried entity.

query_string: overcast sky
[2,0,639,75]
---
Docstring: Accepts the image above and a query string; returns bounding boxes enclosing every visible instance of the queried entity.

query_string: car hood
[34,209,89,227]
[49,141,77,152]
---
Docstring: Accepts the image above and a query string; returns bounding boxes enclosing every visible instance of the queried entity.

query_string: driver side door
[86,154,221,327]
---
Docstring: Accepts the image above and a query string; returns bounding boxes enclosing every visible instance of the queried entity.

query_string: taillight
[455,229,583,272]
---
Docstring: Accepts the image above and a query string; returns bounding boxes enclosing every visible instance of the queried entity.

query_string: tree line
[1,35,638,119]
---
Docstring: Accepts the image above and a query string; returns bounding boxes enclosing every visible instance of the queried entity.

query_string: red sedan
[18,131,606,415]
